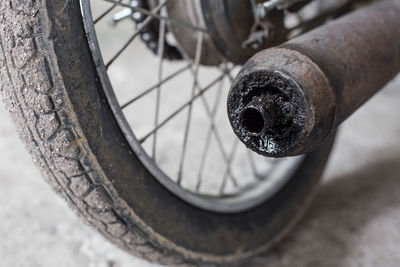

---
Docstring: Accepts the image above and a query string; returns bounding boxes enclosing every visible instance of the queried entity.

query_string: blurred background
[1,0,400,266]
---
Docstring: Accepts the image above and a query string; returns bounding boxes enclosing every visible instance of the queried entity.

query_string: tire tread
[0,0,184,265]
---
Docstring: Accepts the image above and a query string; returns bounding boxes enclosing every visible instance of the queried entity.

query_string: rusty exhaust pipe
[227,0,400,157]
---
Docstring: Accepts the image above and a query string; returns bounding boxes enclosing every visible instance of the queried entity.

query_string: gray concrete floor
[1,74,399,266]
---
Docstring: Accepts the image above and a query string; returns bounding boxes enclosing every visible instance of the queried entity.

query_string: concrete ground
[1,74,399,266]
[1,3,400,265]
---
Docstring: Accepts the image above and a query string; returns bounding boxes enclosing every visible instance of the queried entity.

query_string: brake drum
[165,0,284,65]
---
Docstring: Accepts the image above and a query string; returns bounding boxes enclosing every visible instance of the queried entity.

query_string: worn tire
[0,0,335,265]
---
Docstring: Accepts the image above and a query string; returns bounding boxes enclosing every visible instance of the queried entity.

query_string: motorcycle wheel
[0,0,335,265]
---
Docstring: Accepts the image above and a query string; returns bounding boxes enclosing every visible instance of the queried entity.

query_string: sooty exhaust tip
[227,70,307,157]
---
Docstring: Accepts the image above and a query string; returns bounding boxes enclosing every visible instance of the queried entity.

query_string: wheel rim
[79,0,305,213]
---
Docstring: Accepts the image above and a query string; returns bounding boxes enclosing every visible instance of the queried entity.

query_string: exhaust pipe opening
[240,106,265,136]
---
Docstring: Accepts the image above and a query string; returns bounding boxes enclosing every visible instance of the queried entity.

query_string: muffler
[227,0,400,157]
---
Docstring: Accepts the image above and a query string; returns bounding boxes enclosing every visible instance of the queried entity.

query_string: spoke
[121,63,191,109]
[102,0,208,33]
[152,4,167,160]
[177,32,204,184]
[219,139,240,195]
[94,0,121,24]
[226,69,235,85]
[189,64,238,182]
[247,150,259,178]
[105,0,168,69]
[138,73,226,144]
[196,78,224,192]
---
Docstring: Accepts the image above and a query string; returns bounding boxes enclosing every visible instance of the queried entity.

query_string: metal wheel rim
[79,0,305,213]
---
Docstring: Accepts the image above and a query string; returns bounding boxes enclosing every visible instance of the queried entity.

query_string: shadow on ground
[248,152,400,267]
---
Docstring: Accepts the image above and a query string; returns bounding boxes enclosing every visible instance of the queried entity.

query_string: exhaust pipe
[227,0,400,157]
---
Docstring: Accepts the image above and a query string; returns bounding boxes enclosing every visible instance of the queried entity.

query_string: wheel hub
[166,0,285,65]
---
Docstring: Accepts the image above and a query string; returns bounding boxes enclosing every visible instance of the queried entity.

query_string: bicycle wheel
[0,0,335,264]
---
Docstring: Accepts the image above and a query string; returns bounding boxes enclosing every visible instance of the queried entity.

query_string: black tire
[0,0,335,265]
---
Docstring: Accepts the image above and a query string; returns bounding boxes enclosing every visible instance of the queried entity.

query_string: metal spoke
[102,0,208,33]
[189,64,238,183]
[247,150,259,178]
[220,139,240,194]
[152,3,167,160]
[94,0,121,24]
[105,0,168,69]
[225,68,235,84]
[177,32,204,184]
[121,63,191,109]
[138,73,226,144]
[195,78,224,192]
